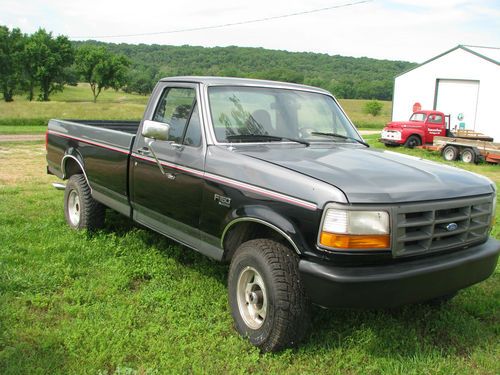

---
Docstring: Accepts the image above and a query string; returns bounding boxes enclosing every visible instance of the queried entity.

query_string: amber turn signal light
[320,232,390,249]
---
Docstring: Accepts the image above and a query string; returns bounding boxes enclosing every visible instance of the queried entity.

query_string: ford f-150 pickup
[46,77,500,352]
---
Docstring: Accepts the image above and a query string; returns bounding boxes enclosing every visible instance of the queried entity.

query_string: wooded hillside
[75,41,416,100]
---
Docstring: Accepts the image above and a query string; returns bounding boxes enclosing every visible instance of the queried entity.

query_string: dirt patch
[0,143,56,186]
[0,134,45,142]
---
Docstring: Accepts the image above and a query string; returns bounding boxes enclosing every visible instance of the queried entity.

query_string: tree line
[1,25,416,102]
[0,26,129,102]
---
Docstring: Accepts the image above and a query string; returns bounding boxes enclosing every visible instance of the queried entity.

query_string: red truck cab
[381,110,448,147]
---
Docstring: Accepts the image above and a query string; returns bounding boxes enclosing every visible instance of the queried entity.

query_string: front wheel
[404,135,421,148]
[228,239,310,352]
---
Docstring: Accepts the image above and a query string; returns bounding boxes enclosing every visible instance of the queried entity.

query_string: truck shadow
[97,211,495,358]
[299,298,496,359]
[98,210,228,283]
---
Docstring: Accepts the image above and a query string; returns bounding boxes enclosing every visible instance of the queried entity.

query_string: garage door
[435,79,479,131]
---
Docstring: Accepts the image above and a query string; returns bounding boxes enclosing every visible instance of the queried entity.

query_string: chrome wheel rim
[236,266,267,329]
[68,190,81,226]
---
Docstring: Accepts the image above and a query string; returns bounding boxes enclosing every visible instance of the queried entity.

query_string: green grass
[0,84,147,135]
[0,141,498,374]
[339,99,391,129]
[0,125,47,134]
[0,85,390,135]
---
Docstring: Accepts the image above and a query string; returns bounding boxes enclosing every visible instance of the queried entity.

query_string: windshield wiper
[310,132,369,147]
[226,134,309,146]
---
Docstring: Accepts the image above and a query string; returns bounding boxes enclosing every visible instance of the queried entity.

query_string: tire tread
[64,174,105,230]
[229,239,310,352]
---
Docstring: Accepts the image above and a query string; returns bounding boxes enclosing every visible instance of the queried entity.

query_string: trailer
[421,132,500,164]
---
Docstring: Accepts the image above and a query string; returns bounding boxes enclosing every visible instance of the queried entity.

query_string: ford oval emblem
[446,223,458,232]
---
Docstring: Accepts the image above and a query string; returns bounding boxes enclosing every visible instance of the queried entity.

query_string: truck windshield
[207,86,361,144]
[409,113,427,122]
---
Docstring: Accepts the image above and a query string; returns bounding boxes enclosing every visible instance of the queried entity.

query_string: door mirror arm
[145,139,167,175]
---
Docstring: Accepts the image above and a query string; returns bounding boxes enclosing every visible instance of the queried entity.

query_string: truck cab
[381,110,449,147]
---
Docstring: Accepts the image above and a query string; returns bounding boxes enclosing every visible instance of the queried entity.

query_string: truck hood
[237,145,494,203]
[384,121,411,129]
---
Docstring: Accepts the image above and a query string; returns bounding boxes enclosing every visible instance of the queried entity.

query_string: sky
[1,0,499,63]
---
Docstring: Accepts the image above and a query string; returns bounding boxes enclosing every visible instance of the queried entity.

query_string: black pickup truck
[46,76,500,352]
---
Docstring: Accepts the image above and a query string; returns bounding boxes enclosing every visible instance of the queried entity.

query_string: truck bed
[46,119,140,217]
[62,119,140,134]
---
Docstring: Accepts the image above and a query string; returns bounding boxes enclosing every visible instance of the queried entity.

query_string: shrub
[364,100,383,116]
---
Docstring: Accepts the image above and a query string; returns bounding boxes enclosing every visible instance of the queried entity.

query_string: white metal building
[392,45,500,141]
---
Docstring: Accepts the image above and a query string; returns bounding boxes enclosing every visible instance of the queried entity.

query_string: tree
[0,26,25,102]
[75,45,130,102]
[124,66,158,96]
[23,28,74,101]
[364,100,383,116]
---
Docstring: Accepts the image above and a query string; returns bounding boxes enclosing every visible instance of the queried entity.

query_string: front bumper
[299,237,500,308]
[379,138,403,146]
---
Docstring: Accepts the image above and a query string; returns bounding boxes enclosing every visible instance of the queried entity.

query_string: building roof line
[395,45,499,78]
[462,44,500,50]
[459,45,500,66]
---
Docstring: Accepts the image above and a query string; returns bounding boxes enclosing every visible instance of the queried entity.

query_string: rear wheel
[228,239,310,352]
[442,145,459,161]
[404,135,421,148]
[64,174,105,230]
[460,148,476,163]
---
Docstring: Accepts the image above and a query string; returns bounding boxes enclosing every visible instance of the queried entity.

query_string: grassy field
[339,99,392,129]
[0,84,390,135]
[0,138,498,374]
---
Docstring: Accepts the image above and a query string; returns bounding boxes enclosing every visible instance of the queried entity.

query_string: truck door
[425,113,446,143]
[131,83,205,249]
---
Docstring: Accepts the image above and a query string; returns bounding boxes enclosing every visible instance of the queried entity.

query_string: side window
[428,114,442,124]
[153,87,196,143]
[183,103,202,147]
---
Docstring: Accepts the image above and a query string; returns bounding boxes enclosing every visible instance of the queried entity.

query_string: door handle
[137,147,151,156]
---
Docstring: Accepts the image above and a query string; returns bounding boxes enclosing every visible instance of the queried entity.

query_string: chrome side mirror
[142,120,170,141]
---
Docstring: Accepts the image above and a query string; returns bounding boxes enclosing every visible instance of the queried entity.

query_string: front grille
[393,195,493,257]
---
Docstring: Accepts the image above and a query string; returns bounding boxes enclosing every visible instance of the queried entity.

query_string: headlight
[319,208,390,250]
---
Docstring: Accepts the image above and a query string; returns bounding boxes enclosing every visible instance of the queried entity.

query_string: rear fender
[61,148,91,189]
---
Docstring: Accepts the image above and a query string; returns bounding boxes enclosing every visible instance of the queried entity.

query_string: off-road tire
[64,174,105,230]
[228,239,310,352]
[404,135,421,148]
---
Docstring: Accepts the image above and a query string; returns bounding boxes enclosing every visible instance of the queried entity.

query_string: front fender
[221,204,308,255]
[403,129,425,141]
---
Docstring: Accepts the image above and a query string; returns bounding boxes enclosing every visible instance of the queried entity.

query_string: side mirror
[142,120,170,141]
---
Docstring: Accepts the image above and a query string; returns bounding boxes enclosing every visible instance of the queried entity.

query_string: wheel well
[409,134,422,142]
[222,221,297,262]
[63,157,84,179]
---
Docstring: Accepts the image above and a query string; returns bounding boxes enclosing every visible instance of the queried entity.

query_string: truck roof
[413,110,445,115]
[159,76,331,95]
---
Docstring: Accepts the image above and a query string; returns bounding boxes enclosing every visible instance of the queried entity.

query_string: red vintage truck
[380,110,450,147]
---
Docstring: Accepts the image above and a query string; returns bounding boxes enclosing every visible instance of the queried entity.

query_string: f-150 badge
[214,193,231,208]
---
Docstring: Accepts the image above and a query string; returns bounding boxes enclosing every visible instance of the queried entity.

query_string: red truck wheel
[404,135,421,148]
